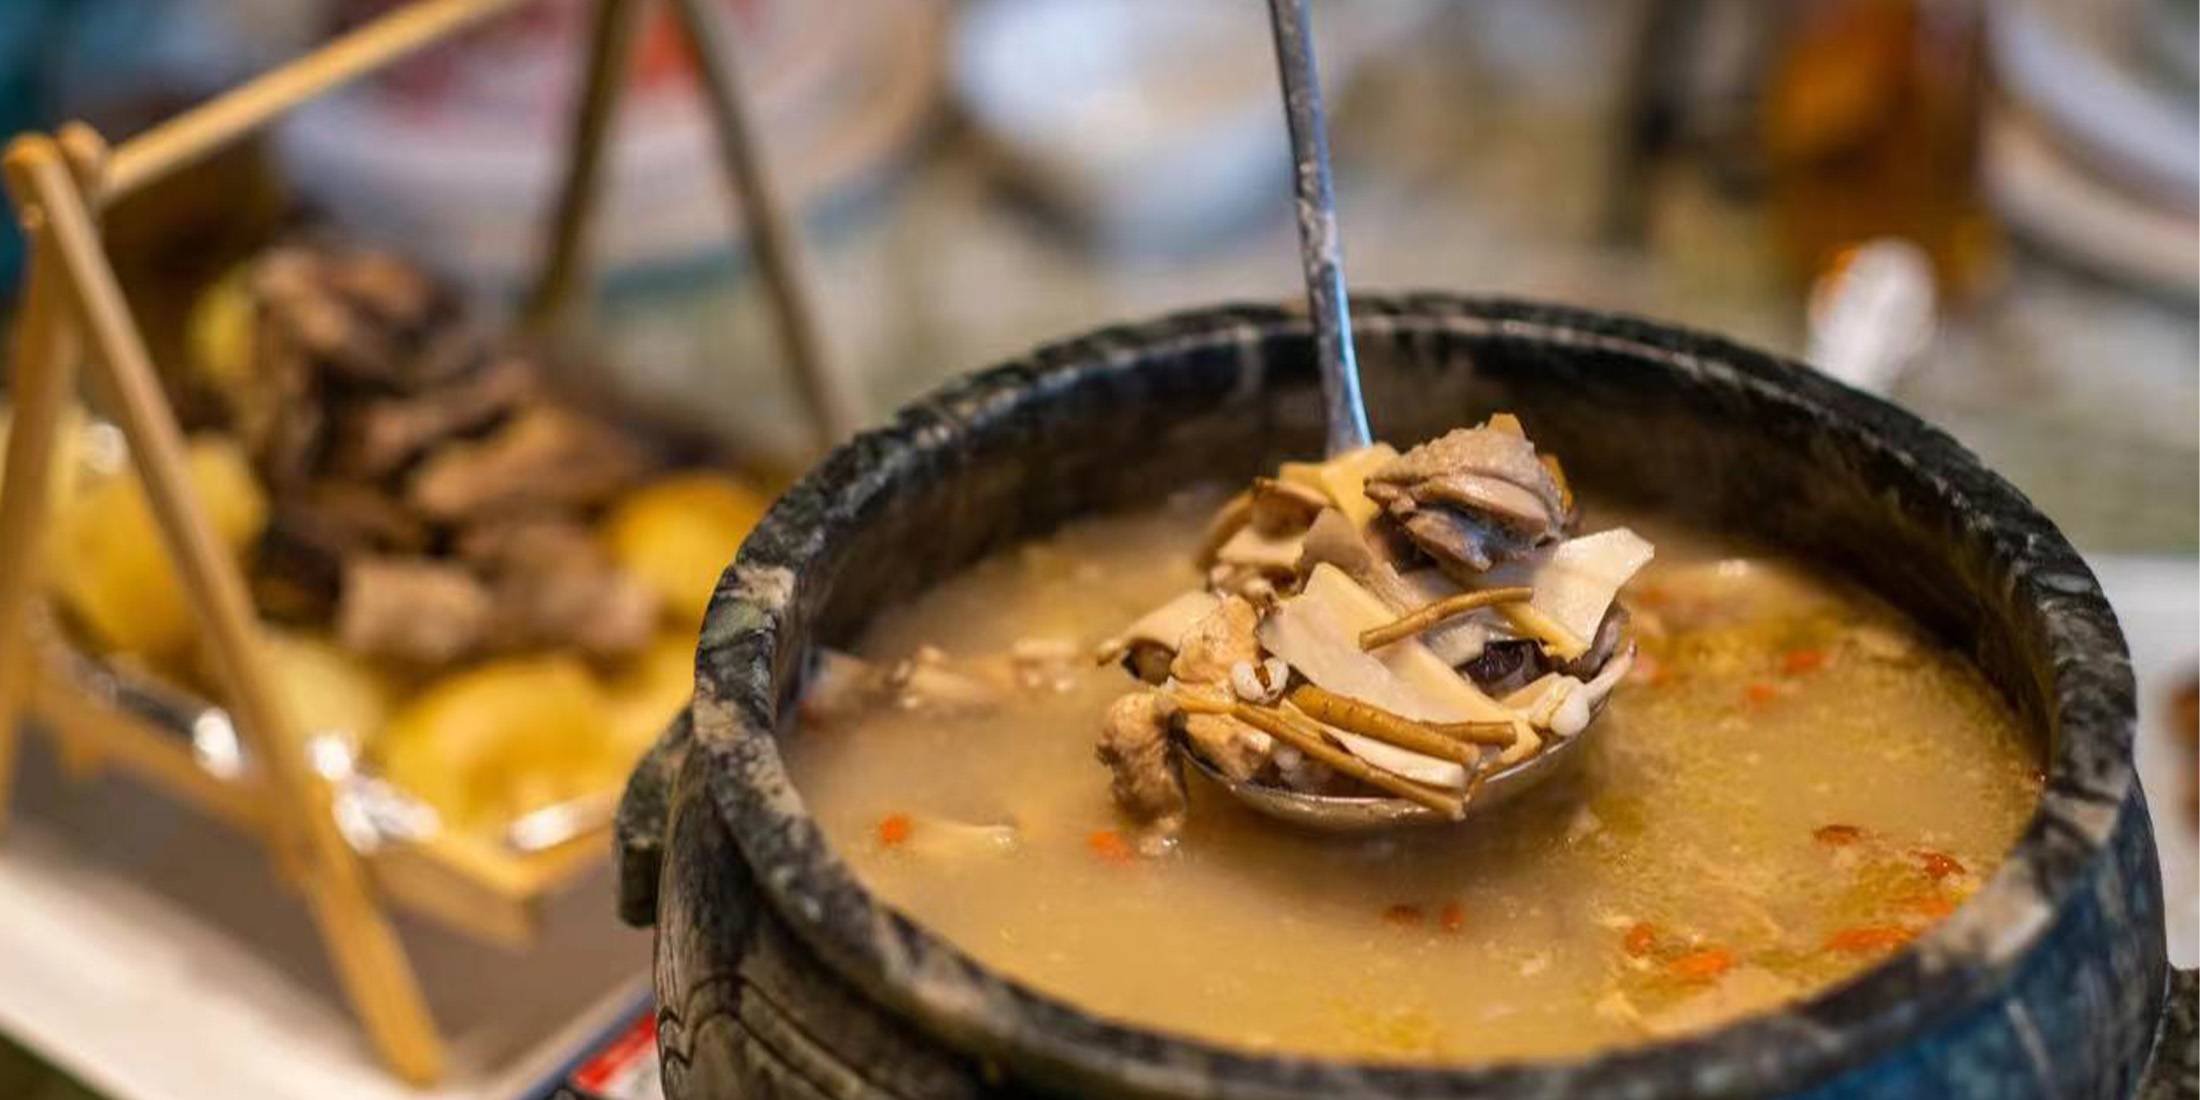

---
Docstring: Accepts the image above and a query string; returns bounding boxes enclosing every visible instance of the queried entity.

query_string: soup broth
[787,494,2039,1063]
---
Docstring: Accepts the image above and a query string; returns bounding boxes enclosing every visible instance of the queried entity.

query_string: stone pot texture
[616,297,2192,1099]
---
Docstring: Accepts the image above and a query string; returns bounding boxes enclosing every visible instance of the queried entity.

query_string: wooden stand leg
[46,123,108,787]
[4,136,448,1085]
[0,227,73,839]
[523,0,641,330]
[665,0,863,449]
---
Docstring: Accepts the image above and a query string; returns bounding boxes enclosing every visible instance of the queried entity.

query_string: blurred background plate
[275,0,945,288]
[1984,106,2200,296]
[1991,0,2198,208]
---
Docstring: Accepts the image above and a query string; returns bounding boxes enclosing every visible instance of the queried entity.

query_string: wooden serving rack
[0,0,855,1084]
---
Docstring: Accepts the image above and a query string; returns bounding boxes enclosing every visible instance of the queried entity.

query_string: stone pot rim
[677,295,2137,1097]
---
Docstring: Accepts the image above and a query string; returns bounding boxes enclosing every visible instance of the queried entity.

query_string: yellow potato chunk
[54,437,267,660]
[602,632,695,756]
[187,265,256,393]
[600,472,769,628]
[260,630,393,751]
[1278,444,1397,528]
[375,656,626,837]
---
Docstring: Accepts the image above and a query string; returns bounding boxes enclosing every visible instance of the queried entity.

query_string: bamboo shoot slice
[1278,444,1397,528]
[1485,528,1656,644]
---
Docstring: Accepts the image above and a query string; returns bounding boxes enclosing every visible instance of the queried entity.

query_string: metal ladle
[1174,0,1602,833]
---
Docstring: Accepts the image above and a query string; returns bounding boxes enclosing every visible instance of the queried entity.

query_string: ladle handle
[1265,0,1371,457]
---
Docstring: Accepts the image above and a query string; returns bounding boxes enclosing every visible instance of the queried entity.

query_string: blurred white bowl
[953,0,1413,252]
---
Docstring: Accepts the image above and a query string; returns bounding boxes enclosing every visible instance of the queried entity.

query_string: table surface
[0,740,649,1100]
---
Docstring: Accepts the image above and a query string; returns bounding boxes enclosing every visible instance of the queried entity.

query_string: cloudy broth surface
[786,495,2040,1062]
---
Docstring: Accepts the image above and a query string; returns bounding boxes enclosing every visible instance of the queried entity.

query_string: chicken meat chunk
[1096,691,1186,830]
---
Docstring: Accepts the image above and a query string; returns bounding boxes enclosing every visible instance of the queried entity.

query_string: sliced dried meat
[327,354,535,479]
[407,404,651,520]
[462,516,660,660]
[336,557,493,665]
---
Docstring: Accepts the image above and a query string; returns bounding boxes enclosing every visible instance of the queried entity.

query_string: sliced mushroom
[1096,589,1223,685]
[1364,420,1572,572]
[1214,524,1306,574]
[1247,476,1329,534]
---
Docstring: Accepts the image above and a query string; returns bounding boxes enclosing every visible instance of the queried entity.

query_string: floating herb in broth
[788,453,2038,1063]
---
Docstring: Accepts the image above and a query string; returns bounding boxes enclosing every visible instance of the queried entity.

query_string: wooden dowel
[1499,601,1589,661]
[8,136,447,1084]
[0,228,72,839]
[103,0,531,203]
[56,122,109,200]
[44,124,111,785]
[1284,684,1479,764]
[665,0,863,450]
[1423,717,1523,747]
[522,0,642,329]
[1225,701,1465,819]
[1359,586,1534,650]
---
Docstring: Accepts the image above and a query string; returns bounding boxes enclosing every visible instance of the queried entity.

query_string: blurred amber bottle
[1761,0,2001,302]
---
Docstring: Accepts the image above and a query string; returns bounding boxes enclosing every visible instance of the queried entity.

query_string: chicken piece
[1364,422,1571,572]
[337,557,494,665]
[896,816,1023,860]
[1009,637,1081,691]
[1166,597,1275,779]
[1181,711,1272,781]
[885,647,1006,714]
[1169,596,1262,686]
[408,404,650,520]
[1097,692,1187,829]
[799,649,891,726]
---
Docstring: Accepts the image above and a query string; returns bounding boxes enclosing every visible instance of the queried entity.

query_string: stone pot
[616,297,2193,1098]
